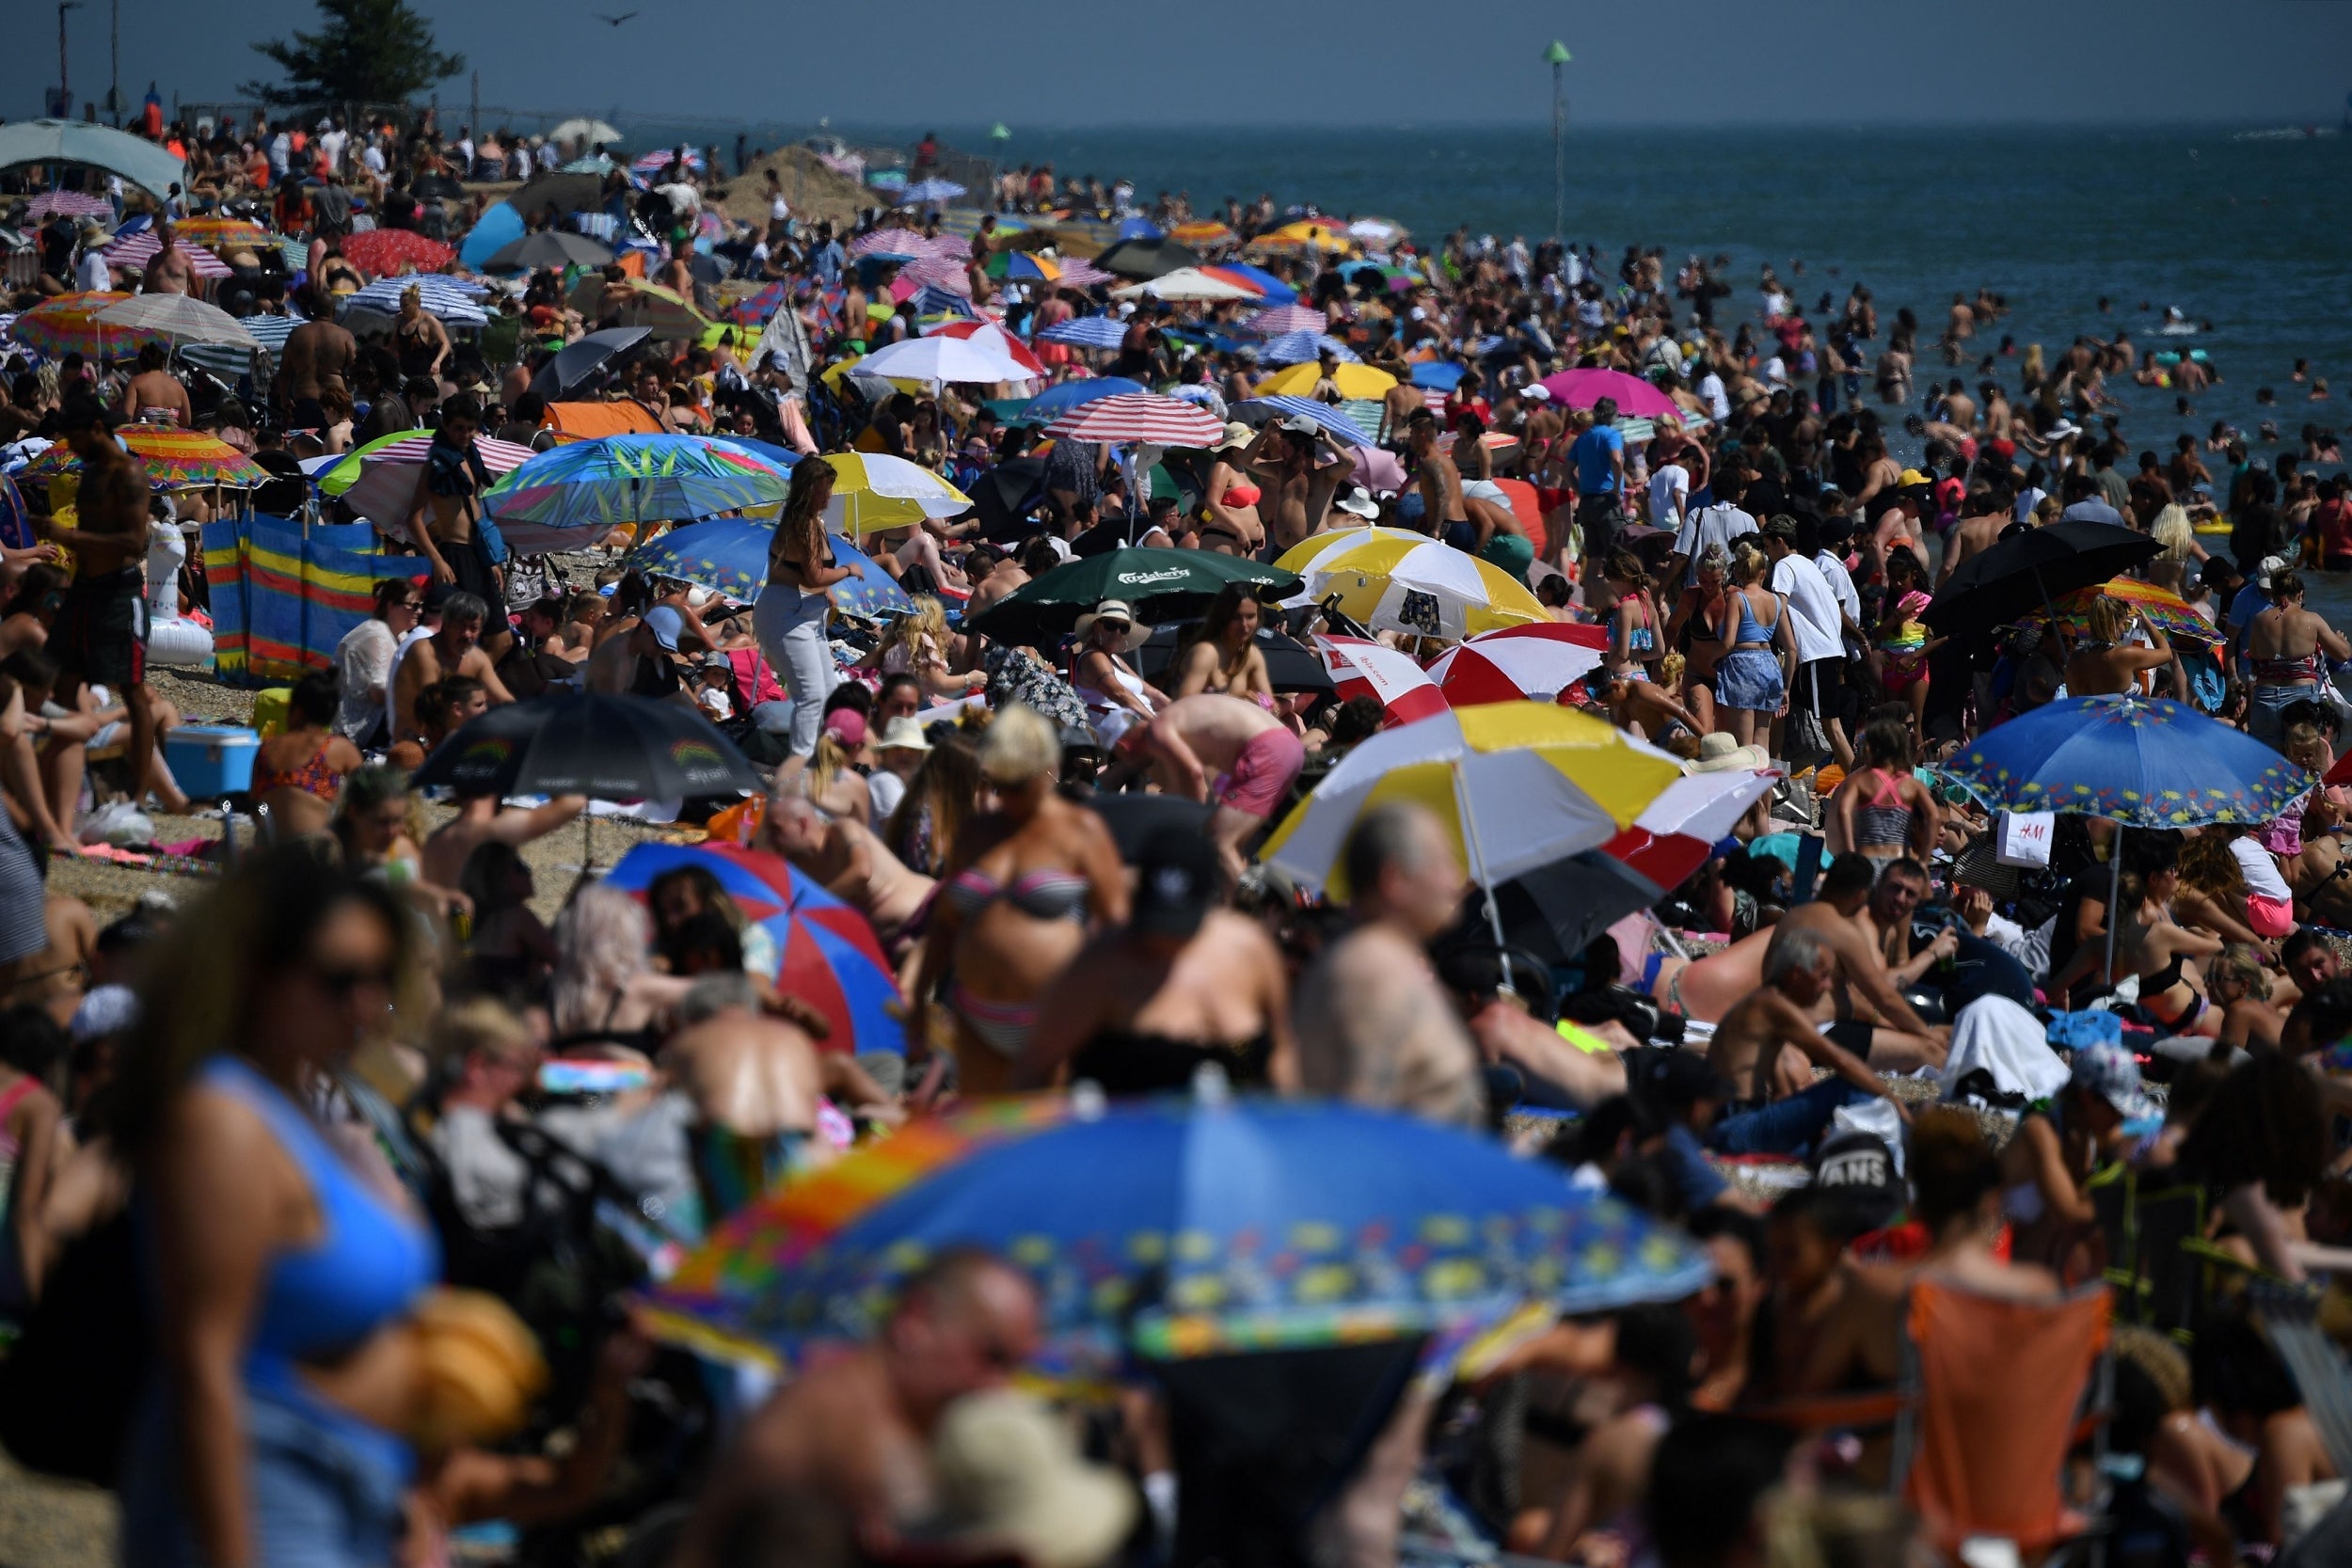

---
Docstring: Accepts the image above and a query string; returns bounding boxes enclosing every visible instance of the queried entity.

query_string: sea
[632,120,2352,593]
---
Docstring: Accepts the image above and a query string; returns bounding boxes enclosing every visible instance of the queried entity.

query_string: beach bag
[0,1206,146,1485]
[1995,810,2055,869]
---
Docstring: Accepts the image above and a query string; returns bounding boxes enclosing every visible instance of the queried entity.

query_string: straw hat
[875,716,932,754]
[1072,598,1146,651]
[1690,732,1770,774]
[926,1390,1137,1568]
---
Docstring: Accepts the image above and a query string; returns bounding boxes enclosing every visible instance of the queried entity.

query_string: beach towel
[1941,994,2070,1106]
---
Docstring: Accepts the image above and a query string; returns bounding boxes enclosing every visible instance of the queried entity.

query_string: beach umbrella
[25,191,113,221]
[856,328,1036,386]
[899,178,964,206]
[485,435,790,541]
[1314,634,1450,727]
[1004,377,1145,426]
[1037,316,1129,351]
[970,546,1301,643]
[919,319,1046,376]
[1348,218,1406,245]
[23,426,269,490]
[413,690,757,803]
[340,227,456,277]
[1167,220,1236,248]
[95,293,262,349]
[1410,361,1467,393]
[722,278,792,326]
[328,431,538,534]
[848,228,942,262]
[639,1094,1711,1375]
[510,171,608,219]
[1136,624,1332,694]
[601,840,809,922]
[1496,768,1781,966]
[1424,622,1612,706]
[2030,577,2222,648]
[1257,331,1360,368]
[548,118,624,148]
[1944,694,2315,970]
[818,451,973,538]
[1109,267,1258,304]
[1202,262,1296,305]
[630,147,705,179]
[483,230,614,272]
[8,291,137,357]
[1246,304,1327,338]
[598,278,713,342]
[1260,219,1355,254]
[626,515,915,619]
[1534,367,1681,420]
[98,230,231,279]
[530,325,653,400]
[1276,527,1547,641]
[342,276,489,326]
[1261,703,1685,905]
[172,215,273,249]
[1231,397,1375,450]
[1254,361,1396,400]
[1923,519,2164,634]
[1041,392,1225,448]
[1095,237,1202,279]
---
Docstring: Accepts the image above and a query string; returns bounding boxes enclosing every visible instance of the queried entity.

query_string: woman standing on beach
[1708,543,1792,751]
[755,459,862,760]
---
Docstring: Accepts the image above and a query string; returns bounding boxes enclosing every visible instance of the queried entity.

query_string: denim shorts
[1714,648,1786,713]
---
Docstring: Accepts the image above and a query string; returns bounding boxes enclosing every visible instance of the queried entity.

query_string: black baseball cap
[1810,1129,1905,1235]
[1131,827,1220,941]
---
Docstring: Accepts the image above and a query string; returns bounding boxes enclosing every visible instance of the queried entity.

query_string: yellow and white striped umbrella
[822,452,972,537]
[1276,526,1548,641]
[1260,704,1685,900]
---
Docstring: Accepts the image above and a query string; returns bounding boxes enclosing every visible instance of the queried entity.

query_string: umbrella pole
[1449,757,1517,999]
[2104,821,2122,979]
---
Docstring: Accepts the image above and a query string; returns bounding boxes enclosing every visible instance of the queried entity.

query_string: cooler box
[165,724,259,799]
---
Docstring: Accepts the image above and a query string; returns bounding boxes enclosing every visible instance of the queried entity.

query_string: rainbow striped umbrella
[639,1096,1709,1375]
[485,434,791,539]
[2034,576,2221,648]
[23,427,270,490]
[8,291,141,358]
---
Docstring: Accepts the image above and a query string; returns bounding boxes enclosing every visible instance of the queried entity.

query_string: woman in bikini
[1171,582,1274,707]
[912,705,1128,1096]
[1663,543,1735,735]
[2047,847,2225,1038]
[1599,551,1661,683]
[391,285,450,382]
[250,672,364,840]
[1709,542,1793,752]
[755,459,864,760]
[2245,569,2350,747]
[2063,594,2179,698]
[1829,720,1938,867]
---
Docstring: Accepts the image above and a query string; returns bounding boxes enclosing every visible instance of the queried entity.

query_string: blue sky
[8,0,2352,129]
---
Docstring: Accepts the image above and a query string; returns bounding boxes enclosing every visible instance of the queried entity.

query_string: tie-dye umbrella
[340,227,457,277]
[171,215,275,250]
[22,427,270,490]
[8,291,141,358]
[485,435,791,542]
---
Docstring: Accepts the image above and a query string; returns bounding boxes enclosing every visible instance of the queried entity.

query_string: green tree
[242,0,464,113]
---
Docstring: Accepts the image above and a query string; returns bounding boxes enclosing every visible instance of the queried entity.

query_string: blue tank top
[1734,592,1778,645]
[197,1055,437,1375]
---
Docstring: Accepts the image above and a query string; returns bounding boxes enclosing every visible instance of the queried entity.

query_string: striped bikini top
[945,865,1091,922]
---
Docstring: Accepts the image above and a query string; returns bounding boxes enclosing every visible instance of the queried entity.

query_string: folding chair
[2249,1281,2352,1479]
[1891,1277,2114,1565]
[2122,1183,2205,1338]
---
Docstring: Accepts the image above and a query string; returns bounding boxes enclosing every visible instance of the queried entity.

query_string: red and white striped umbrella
[1313,634,1449,727]
[850,228,964,262]
[1040,391,1225,448]
[101,230,233,279]
[897,256,973,295]
[920,319,1046,377]
[27,191,114,222]
[1425,621,1610,707]
[1247,304,1327,337]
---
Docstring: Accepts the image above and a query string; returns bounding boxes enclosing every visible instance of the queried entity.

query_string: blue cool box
[162,724,259,798]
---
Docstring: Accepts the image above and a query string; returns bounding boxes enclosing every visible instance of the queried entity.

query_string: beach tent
[0,119,183,198]
[540,401,667,444]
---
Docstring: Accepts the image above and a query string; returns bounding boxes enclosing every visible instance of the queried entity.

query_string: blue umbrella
[1003,376,1145,426]
[1410,361,1467,392]
[645,1094,1711,1376]
[457,200,525,271]
[1258,331,1362,368]
[1115,216,1164,241]
[1944,694,2316,969]
[487,435,792,540]
[908,283,977,321]
[1038,316,1129,350]
[628,515,914,619]
[1209,261,1297,306]
[1232,396,1374,450]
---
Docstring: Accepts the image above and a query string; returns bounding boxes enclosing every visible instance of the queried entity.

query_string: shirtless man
[1244,420,1351,554]
[761,793,937,957]
[665,972,898,1144]
[392,592,512,749]
[0,887,98,1027]
[276,300,358,430]
[1704,927,1907,1156]
[1405,409,1467,542]
[419,784,584,893]
[1936,485,2011,592]
[1647,853,1947,1071]
[1129,692,1307,884]
[1380,375,1427,443]
[656,239,695,300]
[402,395,504,606]
[39,397,163,812]
[121,342,192,427]
[142,221,195,296]
[672,1252,1041,1567]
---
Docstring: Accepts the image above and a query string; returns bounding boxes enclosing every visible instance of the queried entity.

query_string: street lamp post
[57,1,86,119]
[1543,40,1571,245]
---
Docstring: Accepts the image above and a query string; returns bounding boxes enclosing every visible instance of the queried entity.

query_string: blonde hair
[2085,595,2134,644]
[979,703,1061,784]
[1729,540,1771,586]
[549,885,652,1037]
[2150,504,2194,562]
[878,595,950,671]
[429,996,535,1071]
[2216,943,2272,1001]
[809,731,854,797]
[400,283,422,309]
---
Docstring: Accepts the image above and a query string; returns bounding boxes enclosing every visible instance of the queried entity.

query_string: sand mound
[718,146,869,231]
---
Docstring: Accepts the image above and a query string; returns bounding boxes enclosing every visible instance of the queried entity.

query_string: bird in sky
[594,10,639,24]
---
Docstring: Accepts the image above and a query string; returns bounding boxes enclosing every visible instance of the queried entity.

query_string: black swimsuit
[1068,1028,1274,1096]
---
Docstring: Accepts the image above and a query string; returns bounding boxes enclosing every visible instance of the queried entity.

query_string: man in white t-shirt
[1667,472,1758,586]
[1761,515,1850,767]
[1813,514,1864,628]
[1696,368,1731,423]
[1646,453,1690,530]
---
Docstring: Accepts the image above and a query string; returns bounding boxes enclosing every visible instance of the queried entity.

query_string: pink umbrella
[1424,622,1609,706]
[1041,392,1224,448]
[1534,367,1682,421]
[1351,445,1406,493]
[898,256,973,295]
[1313,634,1449,728]
[27,192,114,221]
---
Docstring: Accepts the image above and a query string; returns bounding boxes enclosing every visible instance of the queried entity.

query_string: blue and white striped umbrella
[899,178,964,206]
[239,313,301,354]
[1037,316,1128,350]
[908,283,977,321]
[1258,330,1361,368]
[341,276,489,326]
[1232,396,1375,450]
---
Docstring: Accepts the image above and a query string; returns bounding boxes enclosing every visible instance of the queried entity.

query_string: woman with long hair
[803,708,875,827]
[883,729,985,879]
[115,848,438,1567]
[1598,550,1661,683]
[1068,599,1165,750]
[2064,594,2178,699]
[2048,841,2225,1036]
[1662,543,1734,735]
[867,595,985,704]
[1171,582,1273,705]
[912,706,1127,1095]
[1828,720,1938,866]
[754,459,863,759]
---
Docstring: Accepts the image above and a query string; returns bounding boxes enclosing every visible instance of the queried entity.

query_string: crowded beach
[3,96,2352,1568]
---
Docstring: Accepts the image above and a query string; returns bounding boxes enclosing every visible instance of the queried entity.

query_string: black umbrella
[970,455,1049,542]
[413,691,761,800]
[531,325,653,401]
[1096,237,1202,280]
[968,547,1301,646]
[1922,518,2162,633]
[510,171,607,221]
[1136,623,1334,694]
[484,230,615,273]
